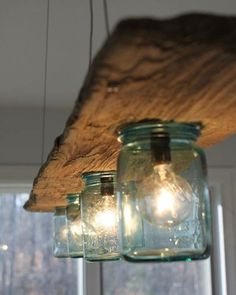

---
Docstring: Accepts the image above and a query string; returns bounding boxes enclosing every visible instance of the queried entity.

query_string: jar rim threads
[117,120,202,144]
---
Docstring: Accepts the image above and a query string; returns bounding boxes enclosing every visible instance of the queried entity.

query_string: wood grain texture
[24,14,236,212]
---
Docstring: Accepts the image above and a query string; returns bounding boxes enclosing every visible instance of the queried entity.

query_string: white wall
[0,107,71,165]
[206,136,236,167]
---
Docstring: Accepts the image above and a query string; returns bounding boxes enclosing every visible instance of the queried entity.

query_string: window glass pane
[0,193,78,295]
[102,259,211,295]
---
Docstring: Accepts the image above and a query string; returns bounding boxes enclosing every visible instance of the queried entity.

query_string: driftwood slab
[24,14,236,212]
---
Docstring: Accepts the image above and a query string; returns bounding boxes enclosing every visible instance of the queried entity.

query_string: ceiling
[0,0,236,110]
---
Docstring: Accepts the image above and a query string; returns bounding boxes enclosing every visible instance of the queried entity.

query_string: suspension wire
[89,0,94,68]
[41,0,50,164]
[103,0,110,37]
[41,0,108,163]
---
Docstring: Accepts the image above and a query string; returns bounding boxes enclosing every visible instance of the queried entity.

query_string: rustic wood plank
[24,14,236,212]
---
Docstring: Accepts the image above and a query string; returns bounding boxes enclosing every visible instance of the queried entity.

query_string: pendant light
[81,171,120,261]
[117,121,211,262]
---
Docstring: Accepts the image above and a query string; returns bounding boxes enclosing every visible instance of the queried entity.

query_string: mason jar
[81,171,120,261]
[117,121,211,262]
[66,194,83,258]
[53,207,69,258]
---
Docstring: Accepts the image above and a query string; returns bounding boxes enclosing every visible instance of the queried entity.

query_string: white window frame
[0,166,235,295]
[209,168,236,295]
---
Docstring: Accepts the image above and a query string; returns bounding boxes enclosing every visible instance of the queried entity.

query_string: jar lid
[117,120,202,143]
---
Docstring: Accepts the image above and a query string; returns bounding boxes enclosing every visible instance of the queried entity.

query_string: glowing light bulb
[70,222,83,236]
[94,210,116,231]
[136,163,194,226]
[91,195,118,235]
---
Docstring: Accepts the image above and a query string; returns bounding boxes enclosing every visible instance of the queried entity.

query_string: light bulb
[92,195,118,235]
[70,222,83,236]
[94,209,116,231]
[136,163,194,226]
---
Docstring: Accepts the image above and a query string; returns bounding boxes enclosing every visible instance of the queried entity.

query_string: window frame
[209,168,236,295]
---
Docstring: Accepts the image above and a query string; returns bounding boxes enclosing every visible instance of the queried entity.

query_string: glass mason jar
[117,121,211,262]
[53,207,69,258]
[66,194,83,258]
[81,171,120,261]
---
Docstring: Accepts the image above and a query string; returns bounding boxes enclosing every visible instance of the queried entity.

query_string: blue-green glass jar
[66,194,83,258]
[81,171,120,261]
[117,121,211,262]
[53,207,69,258]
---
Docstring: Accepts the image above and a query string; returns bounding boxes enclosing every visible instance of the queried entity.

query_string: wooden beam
[24,14,236,212]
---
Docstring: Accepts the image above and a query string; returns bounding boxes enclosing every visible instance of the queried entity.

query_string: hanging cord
[103,0,110,37]
[88,0,110,68]
[89,0,94,68]
[41,0,50,164]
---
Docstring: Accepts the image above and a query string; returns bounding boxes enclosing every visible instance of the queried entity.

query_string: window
[0,168,233,295]
[102,259,211,295]
[0,193,78,295]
